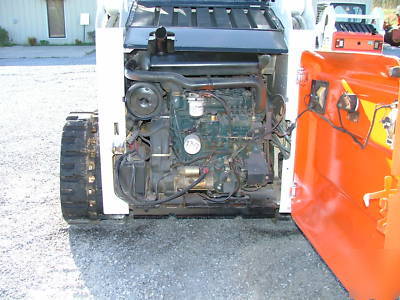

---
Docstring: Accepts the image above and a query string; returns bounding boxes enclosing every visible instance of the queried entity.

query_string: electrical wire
[151,170,208,205]
[114,150,145,203]
[284,107,310,137]
[171,150,229,168]
[335,103,393,150]
[170,105,188,161]
[117,163,209,206]
[199,92,232,120]
[272,94,311,138]
[155,171,174,199]
[189,148,245,204]
[361,104,393,148]
[241,183,268,192]
[114,149,211,205]
[197,193,249,203]
[286,93,395,150]
[155,151,221,199]
[199,92,234,136]
[265,94,287,136]
[271,135,290,159]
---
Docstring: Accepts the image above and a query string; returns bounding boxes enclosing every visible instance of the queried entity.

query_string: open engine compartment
[112,47,288,217]
[99,0,293,217]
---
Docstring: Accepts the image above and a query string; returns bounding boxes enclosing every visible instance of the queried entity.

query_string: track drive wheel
[60,112,103,224]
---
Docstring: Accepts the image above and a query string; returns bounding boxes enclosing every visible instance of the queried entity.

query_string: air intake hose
[125,69,267,113]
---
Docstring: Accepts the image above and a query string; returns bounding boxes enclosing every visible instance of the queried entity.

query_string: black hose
[155,171,174,199]
[198,193,249,203]
[151,171,208,205]
[172,154,213,168]
[116,164,208,206]
[229,161,241,196]
[114,151,146,202]
[271,94,286,132]
[125,69,267,113]
[200,92,232,120]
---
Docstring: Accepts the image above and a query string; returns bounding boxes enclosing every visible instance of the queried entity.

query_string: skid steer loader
[60,0,400,298]
[315,0,385,53]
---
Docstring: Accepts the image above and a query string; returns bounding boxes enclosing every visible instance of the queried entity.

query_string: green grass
[0,43,16,47]
[17,42,95,47]
[46,42,95,46]
[2,43,95,47]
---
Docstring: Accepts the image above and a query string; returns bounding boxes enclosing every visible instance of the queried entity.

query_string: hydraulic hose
[152,170,208,205]
[115,154,209,206]
[125,69,267,113]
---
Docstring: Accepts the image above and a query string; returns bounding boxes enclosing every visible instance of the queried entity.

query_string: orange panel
[332,32,383,53]
[293,51,400,299]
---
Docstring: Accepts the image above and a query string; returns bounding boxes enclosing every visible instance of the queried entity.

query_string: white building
[0,0,97,45]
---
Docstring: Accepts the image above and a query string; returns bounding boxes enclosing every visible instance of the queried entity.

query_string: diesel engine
[113,44,288,216]
[105,0,291,217]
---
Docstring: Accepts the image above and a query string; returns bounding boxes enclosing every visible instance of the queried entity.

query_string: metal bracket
[363,176,400,238]
[290,184,297,199]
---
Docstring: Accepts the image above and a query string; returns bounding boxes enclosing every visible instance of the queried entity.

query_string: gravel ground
[0,56,349,299]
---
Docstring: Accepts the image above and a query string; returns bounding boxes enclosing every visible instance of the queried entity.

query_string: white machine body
[95,0,317,215]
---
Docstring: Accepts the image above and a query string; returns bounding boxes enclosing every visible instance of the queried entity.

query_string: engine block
[169,89,269,193]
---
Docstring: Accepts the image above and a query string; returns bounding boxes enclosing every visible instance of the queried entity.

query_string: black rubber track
[60,112,103,224]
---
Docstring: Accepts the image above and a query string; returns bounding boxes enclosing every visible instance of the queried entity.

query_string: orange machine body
[332,31,384,53]
[293,51,400,299]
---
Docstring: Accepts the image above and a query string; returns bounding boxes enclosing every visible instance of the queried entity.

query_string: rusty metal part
[177,166,200,177]
[174,170,214,191]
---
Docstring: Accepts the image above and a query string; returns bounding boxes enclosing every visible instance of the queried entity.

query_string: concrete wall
[0,0,96,44]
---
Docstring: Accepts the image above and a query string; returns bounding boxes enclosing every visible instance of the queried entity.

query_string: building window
[47,0,66,38]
